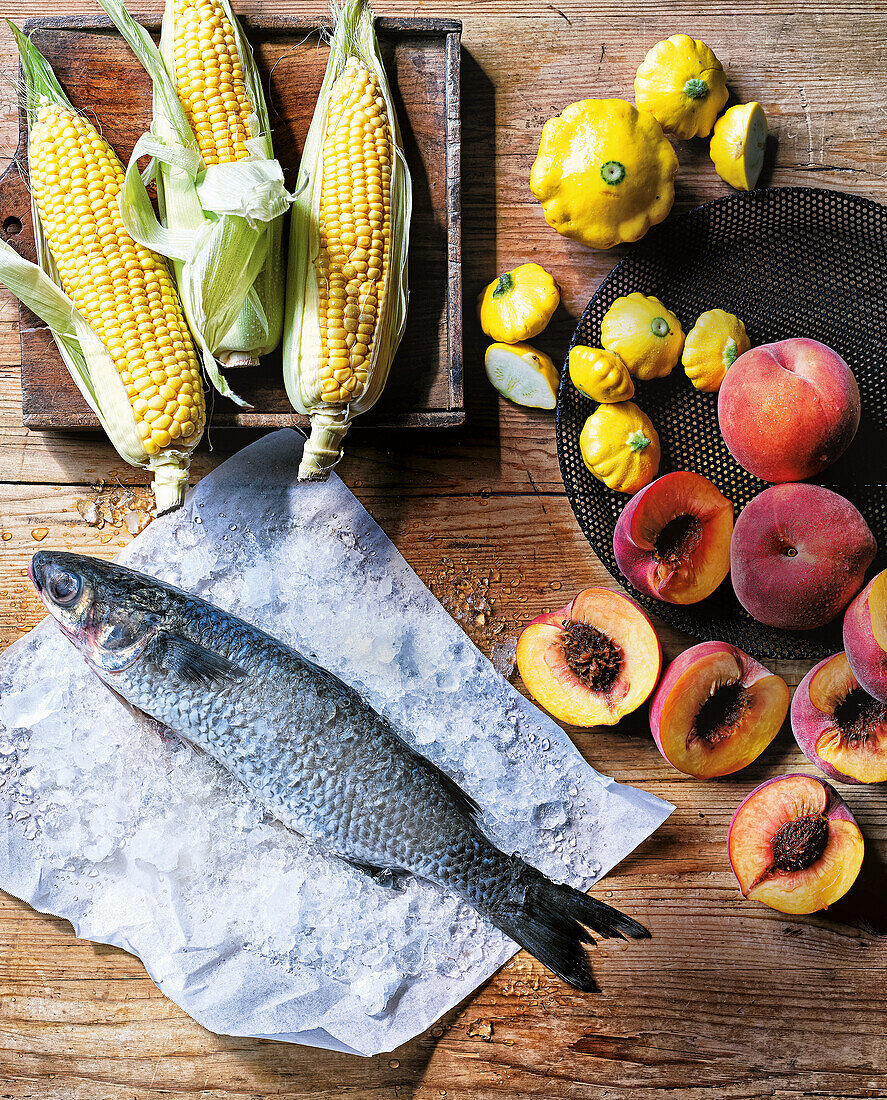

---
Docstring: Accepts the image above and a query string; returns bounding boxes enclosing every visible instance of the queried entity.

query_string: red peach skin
[843,569,887,703]
[791,653,887,784]
[731,483,876,630]
[649,641,789,778]
[718,338,860,482]
[728,773,864,914]
[613,472,733,605]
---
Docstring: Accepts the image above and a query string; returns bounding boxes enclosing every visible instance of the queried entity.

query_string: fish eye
[48,570,81,606]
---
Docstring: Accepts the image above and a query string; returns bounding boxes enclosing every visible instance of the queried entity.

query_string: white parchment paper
[0,430,671,1055]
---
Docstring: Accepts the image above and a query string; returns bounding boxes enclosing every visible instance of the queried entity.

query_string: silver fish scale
[100,584,516,911]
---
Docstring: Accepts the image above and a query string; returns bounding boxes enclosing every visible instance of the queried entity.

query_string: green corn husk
[96,0,292,403]
[283,0,411,480]
[0,23,205,514]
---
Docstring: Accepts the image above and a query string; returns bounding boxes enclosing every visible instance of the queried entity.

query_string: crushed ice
[0,430,671,1055]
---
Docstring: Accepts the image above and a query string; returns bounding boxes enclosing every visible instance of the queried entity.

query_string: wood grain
[1,0,886,1097]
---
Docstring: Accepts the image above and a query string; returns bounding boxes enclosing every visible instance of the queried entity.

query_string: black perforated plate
[556,187,887,661]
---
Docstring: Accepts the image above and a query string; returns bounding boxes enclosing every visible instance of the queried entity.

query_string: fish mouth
[28,550,50,601]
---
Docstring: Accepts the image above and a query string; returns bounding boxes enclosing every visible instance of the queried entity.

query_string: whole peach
[730,483,876,630]
[718,338,860,482]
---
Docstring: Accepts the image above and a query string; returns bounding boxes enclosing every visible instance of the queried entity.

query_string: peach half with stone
[649,641,789,778]
[728,773,864,914]
[516,587,662,727]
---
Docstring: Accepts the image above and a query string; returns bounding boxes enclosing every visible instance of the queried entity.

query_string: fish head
[30,550,160,673]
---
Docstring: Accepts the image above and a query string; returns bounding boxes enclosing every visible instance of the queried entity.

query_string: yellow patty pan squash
[530,98,678,250]
[478,262,560,343]
[710,102,768,190]
[682,309,750,392]
[579,401,660,494]
[635,35,728,140]
[569,346,634,403]
[485,341,560,409]
[600,293,684,380]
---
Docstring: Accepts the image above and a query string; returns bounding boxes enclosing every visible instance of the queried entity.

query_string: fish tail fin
[491,864,650,993]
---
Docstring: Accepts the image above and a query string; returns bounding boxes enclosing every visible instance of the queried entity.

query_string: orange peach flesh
[659,650,788,778]
[810,653,887,783]
[749,819,863,914]
[869,570,887,652]
[570,589,660,716]
[632,486,733,603]
[730,775,864,914]
[517,622,628,727]
[516,590,659,727]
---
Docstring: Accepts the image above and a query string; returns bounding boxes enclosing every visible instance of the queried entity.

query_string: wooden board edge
[23,409,467,430]
[445,29,464,412]
[21,14,463,36]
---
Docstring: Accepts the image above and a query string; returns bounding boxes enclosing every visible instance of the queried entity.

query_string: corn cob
[97,0,291,392]
[171,0,254,166]
[29,103,204,457]
[284,0,411,480]
[0,25,205,513]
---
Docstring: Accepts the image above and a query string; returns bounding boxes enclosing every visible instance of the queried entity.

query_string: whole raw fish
[30,550,649,990]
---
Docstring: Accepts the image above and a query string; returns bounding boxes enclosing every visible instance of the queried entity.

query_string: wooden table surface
[0,1,885,1097]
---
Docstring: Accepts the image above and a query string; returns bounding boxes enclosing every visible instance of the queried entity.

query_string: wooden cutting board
[0,14,463,430]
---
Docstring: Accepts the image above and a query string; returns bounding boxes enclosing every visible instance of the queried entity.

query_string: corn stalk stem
[298,410,352,480]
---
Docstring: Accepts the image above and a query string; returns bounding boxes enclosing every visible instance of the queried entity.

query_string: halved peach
[791,653,887,784]
[516,587,662,727]
[844,569,887,703]
[728,773,864,914]
[649,641,789,778]
[612,471,734,604]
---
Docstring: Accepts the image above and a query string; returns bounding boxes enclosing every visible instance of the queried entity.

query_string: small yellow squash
[579,401,660,494]
[710,102,768,191]
[600,293,684,381]
[530,98,678,250]
[484,341,560,409]
[569,346,634,403]
[635,34,728,140]
[682,309,750,392]
[478,263,559,344]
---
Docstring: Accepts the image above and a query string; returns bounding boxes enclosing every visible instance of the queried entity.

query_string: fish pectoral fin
[154,633,247,688]
[99,678,180,744]
[342,857,410,888]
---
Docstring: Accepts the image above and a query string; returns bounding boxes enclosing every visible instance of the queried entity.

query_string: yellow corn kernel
[172,0,254,165]
[28,103,205,453]
[312,55,391,405]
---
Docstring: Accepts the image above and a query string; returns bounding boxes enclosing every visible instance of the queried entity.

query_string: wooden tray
[1,14,463,431]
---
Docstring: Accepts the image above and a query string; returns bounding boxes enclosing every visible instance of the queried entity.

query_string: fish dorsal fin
[383,722,482,824]
[154,633,247,688]
[427,758,482,824]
